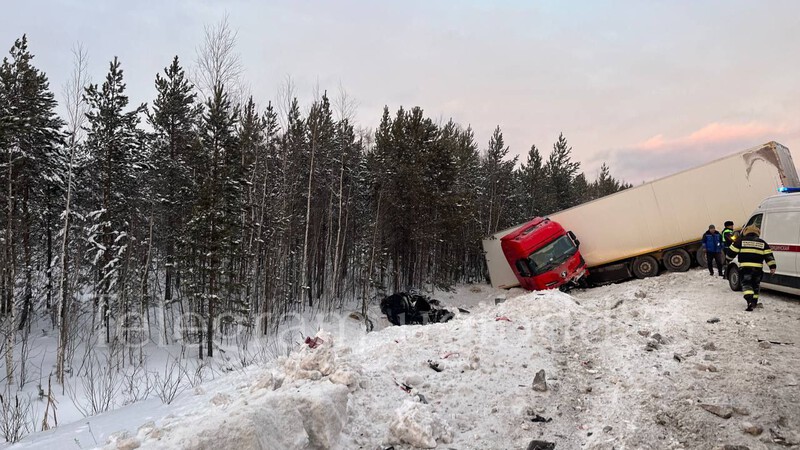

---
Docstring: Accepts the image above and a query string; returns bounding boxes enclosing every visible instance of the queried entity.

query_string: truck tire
[663,249,691,272]
[632,255,659,278]
[695,247,707,267]
[727,265,742,291]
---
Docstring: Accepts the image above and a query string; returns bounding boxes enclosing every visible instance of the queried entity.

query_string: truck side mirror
[567,231,580,247]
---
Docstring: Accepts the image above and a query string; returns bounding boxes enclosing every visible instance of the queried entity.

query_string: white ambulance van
[727,190,800,296]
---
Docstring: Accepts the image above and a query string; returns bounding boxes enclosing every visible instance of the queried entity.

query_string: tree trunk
[301,137,316,308]
[6,146,16,385]
[56,139,77,385]
[18,186,32,332]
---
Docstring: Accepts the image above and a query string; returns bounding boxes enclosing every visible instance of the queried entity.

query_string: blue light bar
[778,187,800,193]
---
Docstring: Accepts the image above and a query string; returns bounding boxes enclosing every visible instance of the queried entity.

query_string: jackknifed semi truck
[483,141,800,290]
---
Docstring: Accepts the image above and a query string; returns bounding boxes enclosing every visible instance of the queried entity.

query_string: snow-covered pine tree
[481,126,517,234]
[0,35,65,384]
[83,56,145,343]
[191,83,240,358]
[517,144,547,220]
[544,132,580,212]
[147,56,201,331]
[236,95,266,335]
[303,92,335,308]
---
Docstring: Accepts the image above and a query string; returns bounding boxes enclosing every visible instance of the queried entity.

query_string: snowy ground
[9,269,800,450]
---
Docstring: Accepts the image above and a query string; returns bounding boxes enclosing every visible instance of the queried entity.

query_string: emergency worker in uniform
[726,225,776,311]
[721,220,736,278]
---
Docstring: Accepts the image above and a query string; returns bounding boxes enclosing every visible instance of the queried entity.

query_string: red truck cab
[500,217,588,290]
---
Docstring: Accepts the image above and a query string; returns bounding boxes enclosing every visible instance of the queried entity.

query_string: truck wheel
[632,255,659,278]
[727,265,742,291]
[695,247,707,267]
[663,249,691,272]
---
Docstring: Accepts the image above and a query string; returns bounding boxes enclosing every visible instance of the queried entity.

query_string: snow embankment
[18,270,800,450]
[98,286,582,450]
[106,331,355,449]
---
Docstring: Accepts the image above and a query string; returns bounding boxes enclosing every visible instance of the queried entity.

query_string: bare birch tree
[56,44,89,384]
[194,13,244,103]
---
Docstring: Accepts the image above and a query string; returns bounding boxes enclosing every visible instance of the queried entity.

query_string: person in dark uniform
[702,225,724,277]
[721,220,736,278]
[726,225,776,311]
[721,221,736,250]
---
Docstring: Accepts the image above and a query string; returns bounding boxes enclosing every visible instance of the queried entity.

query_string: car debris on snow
[526,440,556,450]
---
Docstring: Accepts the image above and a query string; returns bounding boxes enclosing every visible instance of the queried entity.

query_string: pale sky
[3,0,800,184]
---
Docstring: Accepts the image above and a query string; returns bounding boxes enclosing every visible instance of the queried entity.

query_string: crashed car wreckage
[380,291,454,326]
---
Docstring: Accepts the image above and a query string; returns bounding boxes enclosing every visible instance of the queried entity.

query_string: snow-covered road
[12,269,800,450]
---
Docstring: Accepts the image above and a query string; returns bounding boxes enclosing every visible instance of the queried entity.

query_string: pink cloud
[634,121,791,152]
[599,121,800,184]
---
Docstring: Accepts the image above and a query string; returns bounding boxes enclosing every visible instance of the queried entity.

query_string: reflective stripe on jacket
[722,228,735,248]
[725,233,776,270]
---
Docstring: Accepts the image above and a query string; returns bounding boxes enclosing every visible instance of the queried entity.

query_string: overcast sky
[3,0,800,184]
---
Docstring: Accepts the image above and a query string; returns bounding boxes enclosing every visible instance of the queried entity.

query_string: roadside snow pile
[109,331,357,450]
[339,288,585,449]
[388,400,453,448]
[19,272,799,450]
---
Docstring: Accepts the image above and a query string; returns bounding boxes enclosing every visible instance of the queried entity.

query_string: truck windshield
[524,235,578,276]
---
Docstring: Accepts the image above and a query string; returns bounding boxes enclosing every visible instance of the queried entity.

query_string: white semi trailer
[484,141,800,289]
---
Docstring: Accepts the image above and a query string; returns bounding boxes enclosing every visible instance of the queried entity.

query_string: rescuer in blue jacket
[702,224,724,277]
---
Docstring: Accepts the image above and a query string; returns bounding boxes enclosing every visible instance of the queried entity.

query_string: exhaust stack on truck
[483,141,800,290]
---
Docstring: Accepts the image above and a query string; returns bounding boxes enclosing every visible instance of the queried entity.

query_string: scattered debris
[527,440,556,450]
[720,445,749,450]
[603,425,613,433]
[757,339,794,346]
[415,393,428,404]
[645,340,660,351]
[634,290,647,299]
[457,307,471,314]
[702,342,717,351]
[741,422,763,436]
[427,360,443,372]
[528,413,552,423]
[393,378,412,393]
[495,297,506,305]
[532,369,548,392]
[699,403,733,419]
[638,330,651,337]
[496,316,512,322]
[707,317,721,324]
[695,364,718,372]
[611,299,624,309]
[673,353,683,363]
[305,336,324,349]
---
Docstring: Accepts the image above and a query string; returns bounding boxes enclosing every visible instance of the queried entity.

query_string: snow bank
[387,399,453,448]
[109,331,355,450]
